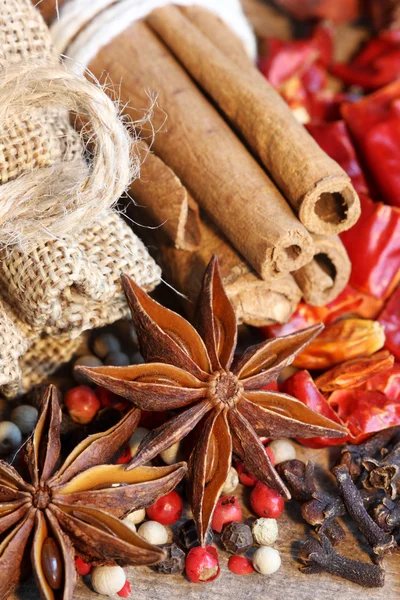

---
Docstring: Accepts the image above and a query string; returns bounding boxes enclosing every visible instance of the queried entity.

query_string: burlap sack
[0,0,161,396]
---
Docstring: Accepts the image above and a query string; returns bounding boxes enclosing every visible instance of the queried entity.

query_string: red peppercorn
[146,490,183,525]
[211,496,242,533]
[265,446,275,465]
[185,546,220,583]
[235,462,258,486]
[96,387,129,411]
[228,555,255,575]
[117,580,132,597]
[75,556,91,576]
[64,386,100,425]
[250,482,284,519]
[116,444,131,465]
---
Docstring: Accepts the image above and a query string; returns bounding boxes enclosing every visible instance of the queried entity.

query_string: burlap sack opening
[0,0,161,396]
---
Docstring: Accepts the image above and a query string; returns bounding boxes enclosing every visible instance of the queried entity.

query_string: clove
[332,465,396,556]
[276,459,316,502]
[278,460,346,545]
[363,441,400,500]
[374,497,400,531]
[339,426,400,482]
[299,533,385,588]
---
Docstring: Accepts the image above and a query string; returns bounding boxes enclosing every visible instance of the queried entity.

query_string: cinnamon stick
[130,141,201,251]
[89,21,314,281]
[157,213,302,327]
[180,6,253,70]
[293,235,351,306]
[126,147,301,327]
[146,6,361,236]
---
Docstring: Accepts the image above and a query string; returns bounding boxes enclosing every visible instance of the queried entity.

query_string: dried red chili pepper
[293,319,385,371]
[272,0,359,23]
[280,370,347,448]
[259,25,333,88]
[362,364,400,400]
[378,286,400,360]
[315,350,395,392]
[340,195,400,299]
[328,389,400,443]
[333,33,400,91]
[258,25,335,122]
[306,121,369,195]
[342,82,400,208]
[262,285,383,340]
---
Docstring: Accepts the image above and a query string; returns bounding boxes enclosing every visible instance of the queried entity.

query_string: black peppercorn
[151,543,186,575]
[178,519,213,550]
[220,522,253,554]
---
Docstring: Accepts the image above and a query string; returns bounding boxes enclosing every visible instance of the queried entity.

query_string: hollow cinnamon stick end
[262,229,314,281]
[299,177,360,235]
[294,235,351,306]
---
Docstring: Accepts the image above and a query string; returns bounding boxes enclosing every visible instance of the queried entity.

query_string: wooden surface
[11,444,400,600]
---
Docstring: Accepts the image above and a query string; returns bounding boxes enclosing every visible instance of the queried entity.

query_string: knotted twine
[0,0,161,397]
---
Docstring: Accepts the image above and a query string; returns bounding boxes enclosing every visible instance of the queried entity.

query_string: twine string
[0,58,135,249]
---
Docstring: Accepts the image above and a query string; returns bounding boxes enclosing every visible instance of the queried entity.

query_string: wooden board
[11,444,400,600]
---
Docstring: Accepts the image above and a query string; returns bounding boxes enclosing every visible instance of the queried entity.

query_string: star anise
[0,385,186,600]
[78,257,347,544]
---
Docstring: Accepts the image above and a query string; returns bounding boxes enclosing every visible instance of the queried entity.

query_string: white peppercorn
[128,427,149,456]
[91,565,126,596]
[160,441,184,465]
[221,466,239,494]
[124,508,146,525]
[122,517,136,533]
[252,546,281,575]
[252,518,279,546]
[138,521,169,545]
[268,439,296,464]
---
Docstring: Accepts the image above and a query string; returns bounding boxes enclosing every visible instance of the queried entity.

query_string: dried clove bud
[151,543,186,575]
[340,426,400,482]
[299,533,385,588]
[302,491,345,526]
[319,519,346,546]
[276,460,315,502]
[363,441,400,500]
[374,497,400,532]
[333,465,396,556]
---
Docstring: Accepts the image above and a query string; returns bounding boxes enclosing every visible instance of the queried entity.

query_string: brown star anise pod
[0,385,186,600]
[78,257,347,544]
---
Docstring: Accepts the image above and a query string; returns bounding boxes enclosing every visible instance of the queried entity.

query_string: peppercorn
[220,522,253,554]
[92,333,121,359]
[228,555,255,575]
[212,496,242,532]
[104,351,130,366]
[151,543,186,575]
[179,519,213,550]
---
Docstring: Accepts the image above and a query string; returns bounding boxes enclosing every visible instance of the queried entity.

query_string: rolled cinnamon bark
[293,235,351,306]
[89,21,314,281]
[160,213,302,327]
[130,141,201,251]
[181,6,253,69]
[146,5,361,236]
